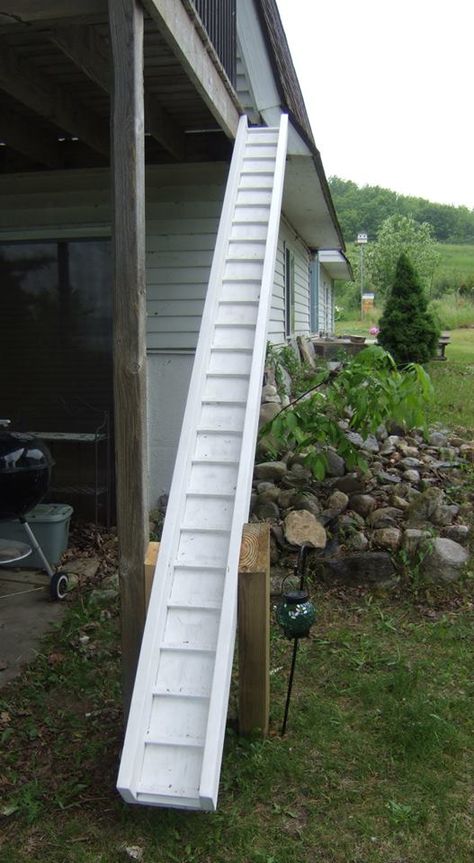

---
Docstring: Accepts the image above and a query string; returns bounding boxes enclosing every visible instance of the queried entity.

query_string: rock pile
[251,423,472,586]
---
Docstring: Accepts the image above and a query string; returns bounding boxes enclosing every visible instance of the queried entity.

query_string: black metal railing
[192,0,236,86]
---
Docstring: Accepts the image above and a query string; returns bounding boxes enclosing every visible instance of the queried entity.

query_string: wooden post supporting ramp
[144,528,271,737]
[109,0,149,717]
[238,524,270,736]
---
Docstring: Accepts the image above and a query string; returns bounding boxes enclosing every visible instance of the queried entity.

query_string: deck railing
[192,0,236,87]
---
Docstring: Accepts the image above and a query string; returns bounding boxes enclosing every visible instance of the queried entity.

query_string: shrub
[378,254,440,364]
[263,345,433,479]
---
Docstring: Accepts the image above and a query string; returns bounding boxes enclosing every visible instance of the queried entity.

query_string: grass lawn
[1,332,473,863]
[1,573,473,863]
[436,243,474,281]
[426,329,474,431]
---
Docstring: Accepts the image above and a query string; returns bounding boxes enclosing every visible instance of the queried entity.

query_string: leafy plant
[262,344,433,479]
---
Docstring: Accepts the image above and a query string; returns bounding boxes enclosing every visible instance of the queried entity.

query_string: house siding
[268,219,311,344]
[0,165,314,499]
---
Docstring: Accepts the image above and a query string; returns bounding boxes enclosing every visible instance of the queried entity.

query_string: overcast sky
[275,0,474,210]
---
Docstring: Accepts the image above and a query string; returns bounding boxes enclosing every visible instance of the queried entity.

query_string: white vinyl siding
[268,218,311,343]
[146,166,227,351]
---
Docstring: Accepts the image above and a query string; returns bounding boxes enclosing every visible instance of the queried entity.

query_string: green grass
[436,243,474,281]
[429,297,474,330]
[426,328,474,430]
[0,578,473,863]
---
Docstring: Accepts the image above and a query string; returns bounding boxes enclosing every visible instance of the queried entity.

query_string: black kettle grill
[0,429,69,599]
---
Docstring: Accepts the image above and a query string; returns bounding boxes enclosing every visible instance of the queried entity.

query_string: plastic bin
[0,503,73,569]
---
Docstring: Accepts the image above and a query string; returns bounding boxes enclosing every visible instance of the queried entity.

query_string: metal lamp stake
[277,544,316,736]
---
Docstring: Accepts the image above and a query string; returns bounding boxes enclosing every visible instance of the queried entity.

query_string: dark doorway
[0,238,114,523]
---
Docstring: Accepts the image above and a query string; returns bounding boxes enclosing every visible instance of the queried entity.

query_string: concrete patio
[0,567,66,688]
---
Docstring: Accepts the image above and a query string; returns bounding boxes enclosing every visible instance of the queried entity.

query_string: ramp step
[152,688,210,700]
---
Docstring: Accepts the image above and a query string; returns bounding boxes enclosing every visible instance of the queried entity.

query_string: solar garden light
[276,544,316,735]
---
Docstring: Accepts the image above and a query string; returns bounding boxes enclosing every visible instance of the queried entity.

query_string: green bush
[263,345,433,479]
[378,254,440,364]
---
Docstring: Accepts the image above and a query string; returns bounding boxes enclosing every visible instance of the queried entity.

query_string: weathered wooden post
[109,0,148,716]
[238,523,271,736]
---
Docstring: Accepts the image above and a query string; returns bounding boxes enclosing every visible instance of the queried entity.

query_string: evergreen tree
[378,253,440,364]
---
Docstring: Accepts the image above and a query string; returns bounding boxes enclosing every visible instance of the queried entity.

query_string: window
[0,238,112,431]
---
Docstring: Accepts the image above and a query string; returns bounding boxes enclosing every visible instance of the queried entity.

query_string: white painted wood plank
[118,116,289,812]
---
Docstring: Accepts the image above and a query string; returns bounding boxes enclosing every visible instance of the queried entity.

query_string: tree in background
[329,176,474,244]
[378,253,440,365]
[366,215,441,298]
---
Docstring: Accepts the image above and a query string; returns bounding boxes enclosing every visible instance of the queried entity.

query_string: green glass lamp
[276,589,316,639]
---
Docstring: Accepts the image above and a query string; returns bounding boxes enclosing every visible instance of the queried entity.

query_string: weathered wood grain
[109,0,148,717]
[238,523,270,736]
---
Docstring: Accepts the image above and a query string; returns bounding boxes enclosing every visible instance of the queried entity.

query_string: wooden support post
[109,0,148,717]
[144,541,160,610]
[238,523,271,736]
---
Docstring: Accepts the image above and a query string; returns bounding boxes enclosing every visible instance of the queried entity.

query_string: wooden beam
[238,523,271,736]
[0,41,109,156]
[141,0,240,139]
[144,541,160,610]
[51,23,185,160]
[109,0,149,717]
[144,93,185,161]
[50,24,111,91]
[0,1,106,26]
[0,105,62,168]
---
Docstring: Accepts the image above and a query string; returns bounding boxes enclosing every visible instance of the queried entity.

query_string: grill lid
[0,432,53,474]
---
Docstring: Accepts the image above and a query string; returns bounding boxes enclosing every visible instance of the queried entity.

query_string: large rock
[253,501,280,520]
[402,528,432,555]
[346,531,369,552]
[254,461,287,481]
[346,431,364,448]
[371,527,402,551]
[429,431,448,447]
[326,490,349,515]
[349,494,377,517]
[421,538,469,583]
[431,504,459,526]
[403,469,420,484]
[361,434,380,453]
[256,485,280,503]
[338,511,365,531]
[441,524,470,545]
[333,473,364,494]
[261,384,280,404]
[325,449,346,477]
[282,463,312,488]
[291,493,321,517]
[460,443,474,463]
[367,507,403,528]
[378,471,401,485]
[406,487,443,525]
[283,510,327,549]
[319,551,397,586]
[258,402,281,429]
[380,435,400,455]
[400,456,423,469]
